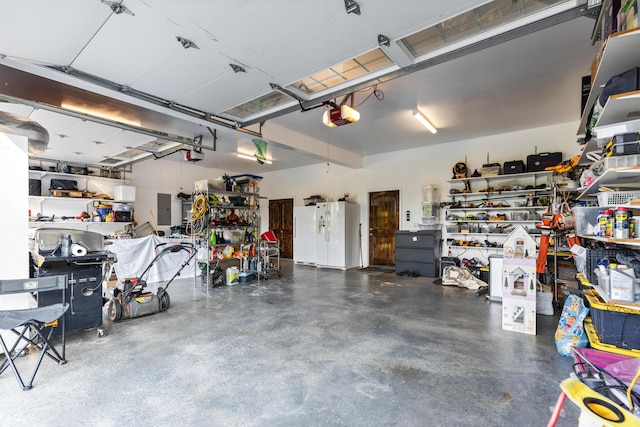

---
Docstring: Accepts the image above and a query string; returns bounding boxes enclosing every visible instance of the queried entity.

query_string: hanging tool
[536,209,557,274]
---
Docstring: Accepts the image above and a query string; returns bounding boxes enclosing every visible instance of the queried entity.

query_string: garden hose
[187,193,208,236]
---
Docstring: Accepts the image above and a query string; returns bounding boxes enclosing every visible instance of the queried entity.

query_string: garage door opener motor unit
[107,243,196,321]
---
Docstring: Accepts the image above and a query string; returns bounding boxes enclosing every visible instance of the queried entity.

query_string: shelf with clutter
[188,174,263,288]
[28,162,134,236]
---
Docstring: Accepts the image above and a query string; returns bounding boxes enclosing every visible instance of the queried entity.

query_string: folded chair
[0,275,68,390]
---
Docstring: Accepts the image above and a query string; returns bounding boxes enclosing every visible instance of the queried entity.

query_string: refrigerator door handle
[294,217,296,238]
[325,211,330,242]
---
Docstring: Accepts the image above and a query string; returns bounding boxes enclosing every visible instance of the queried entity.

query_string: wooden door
[268,198,293,259]
[369,190,399,267]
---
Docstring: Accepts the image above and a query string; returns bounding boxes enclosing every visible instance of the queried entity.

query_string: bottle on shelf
[614,207,631,239]
[597,209,614,237]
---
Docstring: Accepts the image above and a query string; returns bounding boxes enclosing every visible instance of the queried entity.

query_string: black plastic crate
[585,248,636,285]
[586,291,640,350]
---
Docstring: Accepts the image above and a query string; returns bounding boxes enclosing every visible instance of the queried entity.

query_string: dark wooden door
[269,198,293,259]
[369,190,399,267]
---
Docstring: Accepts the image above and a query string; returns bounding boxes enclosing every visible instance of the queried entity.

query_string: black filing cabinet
[395,230,442,277]
[36,255,106,334]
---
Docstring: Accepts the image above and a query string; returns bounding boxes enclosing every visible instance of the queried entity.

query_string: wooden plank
[50,189,84,198]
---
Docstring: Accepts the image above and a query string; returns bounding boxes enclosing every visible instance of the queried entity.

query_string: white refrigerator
[293,206,317,265]
[315,201,360,269]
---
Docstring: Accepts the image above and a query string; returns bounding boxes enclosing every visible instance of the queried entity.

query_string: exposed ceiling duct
[0,111,49,154]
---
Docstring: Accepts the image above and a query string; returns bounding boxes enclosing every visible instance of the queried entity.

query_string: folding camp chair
[0,275,69,390]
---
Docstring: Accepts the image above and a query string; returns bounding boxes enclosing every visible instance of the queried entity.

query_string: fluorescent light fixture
[61,102,141,127]
[412,109,437,134]
[236,153,272,164]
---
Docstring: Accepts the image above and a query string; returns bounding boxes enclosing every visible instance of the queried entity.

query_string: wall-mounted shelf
[29,170,129,184]
[449,245,503,251]
[592,91,640,139]
[28,172,133,235]
[448,206,544,212]
[444,171,552,264]
[447,220,536,225]
[446,171,552,185]
[577,233,640,248]
[577,27,640,134]
[576,167,640,199]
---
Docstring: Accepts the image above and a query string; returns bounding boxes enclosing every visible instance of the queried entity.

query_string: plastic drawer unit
[394,230,442,277]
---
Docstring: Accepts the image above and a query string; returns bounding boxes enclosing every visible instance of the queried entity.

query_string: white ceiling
[0,0,600,175]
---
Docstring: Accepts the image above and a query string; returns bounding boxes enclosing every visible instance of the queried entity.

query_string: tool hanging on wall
[536,209,557,275]
[452,156,471,193]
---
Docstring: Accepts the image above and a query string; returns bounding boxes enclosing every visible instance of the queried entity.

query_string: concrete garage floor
[0,260,580,426]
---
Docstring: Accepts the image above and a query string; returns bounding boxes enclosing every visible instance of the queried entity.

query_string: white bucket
[226,267,239,286]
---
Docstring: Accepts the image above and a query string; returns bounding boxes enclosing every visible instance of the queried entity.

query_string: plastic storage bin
[584,248,636,285]
[572,206,600,237]
[584,290,640,350]
[597,190,640,206]
[421,185,438,203]
[602,153,640,171]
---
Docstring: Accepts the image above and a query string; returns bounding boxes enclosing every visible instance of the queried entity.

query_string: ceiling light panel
[224,90,296,119]
[98,157,126,166]
[400,0,570,58]
[289,48,393,95]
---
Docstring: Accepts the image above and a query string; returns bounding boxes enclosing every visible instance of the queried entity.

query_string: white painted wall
[128,158,270,236]
[0,133,29,278]
[0,133,31,351]
[129,121,582,265]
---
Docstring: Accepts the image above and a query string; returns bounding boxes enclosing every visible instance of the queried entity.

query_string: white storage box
[114,185,136,202]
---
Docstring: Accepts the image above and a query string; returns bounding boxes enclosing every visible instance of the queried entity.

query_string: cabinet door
[268,199,293,258]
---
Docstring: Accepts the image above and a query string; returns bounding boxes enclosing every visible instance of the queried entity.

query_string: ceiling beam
[262,122,362,169]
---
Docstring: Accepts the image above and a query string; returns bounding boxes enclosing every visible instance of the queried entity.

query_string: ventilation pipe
[0,111,49,154]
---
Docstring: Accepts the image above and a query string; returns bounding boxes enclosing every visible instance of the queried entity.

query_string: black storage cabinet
[36,254,105,334]
[395,230,442,277]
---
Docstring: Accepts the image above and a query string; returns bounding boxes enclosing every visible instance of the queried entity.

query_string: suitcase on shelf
[503,160,526,174]
[526,152,562,172]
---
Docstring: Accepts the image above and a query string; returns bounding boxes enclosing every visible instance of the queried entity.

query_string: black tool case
[526,152,562,172]
[503,160,526,174]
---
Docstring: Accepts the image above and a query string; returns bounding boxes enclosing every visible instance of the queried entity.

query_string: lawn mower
[107,242,196,322]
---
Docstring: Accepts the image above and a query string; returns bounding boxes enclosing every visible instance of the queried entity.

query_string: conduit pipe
[0,111,49,154]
